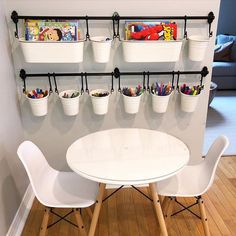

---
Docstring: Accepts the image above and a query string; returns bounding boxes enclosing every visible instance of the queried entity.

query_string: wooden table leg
[88,183,106,236]
[149,183,168,236]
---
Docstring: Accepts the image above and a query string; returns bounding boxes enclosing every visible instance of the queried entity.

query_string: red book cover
[125,21,177,40]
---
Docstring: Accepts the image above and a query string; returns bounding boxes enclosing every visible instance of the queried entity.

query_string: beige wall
[0,1,28,235]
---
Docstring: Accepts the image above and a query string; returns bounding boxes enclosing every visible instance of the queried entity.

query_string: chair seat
[36,171,99,208]
[157,163,208,197]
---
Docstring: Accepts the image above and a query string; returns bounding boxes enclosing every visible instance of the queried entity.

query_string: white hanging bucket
[27,94,49,116]
[90,89,110,115]
[188,35,209,61]
[91,36,112,63]
[123,93,142,114]
[59,90,80,116]
[180,91,200,112]
[151,92,172,113]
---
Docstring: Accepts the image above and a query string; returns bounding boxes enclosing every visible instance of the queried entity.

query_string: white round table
[67,128,189,236]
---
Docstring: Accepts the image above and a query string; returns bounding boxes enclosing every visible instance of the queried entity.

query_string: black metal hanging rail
[19,67,208,94]
[11,11,214,39]
[113,67,209,91]
[19,69,114,94]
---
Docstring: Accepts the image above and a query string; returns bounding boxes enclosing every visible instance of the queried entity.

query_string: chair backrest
[201,135,229,193]
[17,141,55,202]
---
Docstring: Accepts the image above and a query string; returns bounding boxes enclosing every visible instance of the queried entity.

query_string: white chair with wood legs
[17,141,99,236]
[156,135,229,236]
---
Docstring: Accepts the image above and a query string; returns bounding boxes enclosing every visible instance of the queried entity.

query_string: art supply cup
[188,35,209,61]
[90,89,110,115]
[180,91,200,112]
[122,93,142,114]
[27,93,49,116]
[59,90,80,116]
[151,92,172,113]
[91,36,112,63]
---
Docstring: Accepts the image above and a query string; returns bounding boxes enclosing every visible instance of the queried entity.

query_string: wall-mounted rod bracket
[11,11,19,38]
[19,69,26,92]
[112,12,120,39]
[201,66,209,77]
[208,11,215,37]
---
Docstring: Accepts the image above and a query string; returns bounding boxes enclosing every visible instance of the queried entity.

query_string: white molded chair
[17,141,99,236]
[157,135,229,236]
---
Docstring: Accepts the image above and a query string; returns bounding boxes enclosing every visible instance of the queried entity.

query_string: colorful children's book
[25,20,81,41]
[125,20,177,41]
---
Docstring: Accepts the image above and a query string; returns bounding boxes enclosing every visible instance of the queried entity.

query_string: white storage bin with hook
[151,92,172,113]
[188,35,209,61]
[91,36,112,63]
[59,90,80,116]
[19,39,84,63]
[180,91,201,112]
[122,93,142,114]
[122,40,182,62]
[27,94,49,116]
[90,89,110,115]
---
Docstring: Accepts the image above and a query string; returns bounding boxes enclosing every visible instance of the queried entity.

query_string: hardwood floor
[22,156,236,236]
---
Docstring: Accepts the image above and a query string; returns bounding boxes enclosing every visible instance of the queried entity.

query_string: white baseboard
[7,184,35,236]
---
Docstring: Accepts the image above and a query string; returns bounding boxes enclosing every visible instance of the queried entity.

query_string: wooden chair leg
[39,207,50,236]
[88,183,106,236]
[165,197,175,226]
[149,183,168,236]
[198,196,210,236]
[74,209,87,236]
[85,207,93,220]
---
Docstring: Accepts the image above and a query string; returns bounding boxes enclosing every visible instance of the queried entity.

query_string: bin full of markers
[26,88,49,116]
[180,84,202,113]
[59,90,80,116]
[151,82,173,113]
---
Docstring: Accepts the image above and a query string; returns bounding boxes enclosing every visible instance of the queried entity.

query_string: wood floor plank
[132,189,150,236]
[22,157,236,236]
[107,190,119,236]
[116,187,132,236]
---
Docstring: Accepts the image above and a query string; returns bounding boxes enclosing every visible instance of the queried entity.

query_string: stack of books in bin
[125,20,177,41]
[24,20,81,42]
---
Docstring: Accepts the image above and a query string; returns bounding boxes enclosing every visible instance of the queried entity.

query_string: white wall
[5,0,220,173]
[0,1,28,235]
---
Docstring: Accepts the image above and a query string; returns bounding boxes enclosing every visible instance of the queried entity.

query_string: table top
[66,128,189,185]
